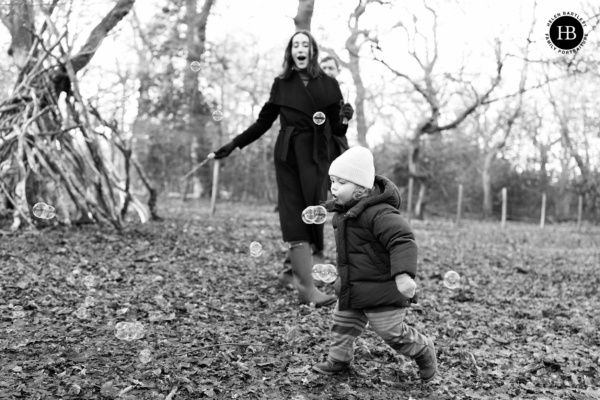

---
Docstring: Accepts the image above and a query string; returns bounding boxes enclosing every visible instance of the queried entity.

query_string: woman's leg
[288,241,335,306]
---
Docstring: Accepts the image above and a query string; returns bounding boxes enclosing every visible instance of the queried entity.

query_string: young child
[312,146,438,382]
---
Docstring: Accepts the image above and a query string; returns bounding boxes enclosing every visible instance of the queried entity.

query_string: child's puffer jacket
[325,175,418,311]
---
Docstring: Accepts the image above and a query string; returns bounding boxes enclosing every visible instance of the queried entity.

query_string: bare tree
[322,0,388,146]
[374,3,503,219]
[184,0,215,198]
[294,0,315,31]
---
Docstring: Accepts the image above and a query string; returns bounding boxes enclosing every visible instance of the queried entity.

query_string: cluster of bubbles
[72,275,98,319]
[312,111,326,126]
[190,61,201,72]
[302,206,327,225]
[443,270,460,290]
[311,264,338,283]
[249,241,262,257]
[114,321,145,341]
[32,202,56,219]
[75,307,90,319]
[212,110,223,122]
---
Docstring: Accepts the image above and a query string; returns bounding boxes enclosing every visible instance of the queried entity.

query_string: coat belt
[278,125,324,164]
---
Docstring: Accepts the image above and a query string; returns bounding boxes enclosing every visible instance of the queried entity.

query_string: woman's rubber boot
[277,251,294,289]
[289,241,336,307]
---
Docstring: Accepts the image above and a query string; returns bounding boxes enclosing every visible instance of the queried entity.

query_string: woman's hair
[280,30,323,80]
[352,186,372,201]
[320,55,340,70]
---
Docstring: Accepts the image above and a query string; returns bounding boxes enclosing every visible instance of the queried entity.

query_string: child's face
[330,176,359,205]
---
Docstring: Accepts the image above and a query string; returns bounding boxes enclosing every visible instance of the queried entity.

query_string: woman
[212,30,354,307]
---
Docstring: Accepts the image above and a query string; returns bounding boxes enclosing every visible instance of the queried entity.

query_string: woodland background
[0,1,599,399]
[0,0,599,226]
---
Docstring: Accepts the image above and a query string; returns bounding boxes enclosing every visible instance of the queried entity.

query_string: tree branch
[70,0,136,73]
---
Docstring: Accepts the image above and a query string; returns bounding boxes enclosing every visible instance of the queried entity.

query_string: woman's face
[291,33,310,70]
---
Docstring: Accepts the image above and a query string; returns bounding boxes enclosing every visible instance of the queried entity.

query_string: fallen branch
[177,342,268,356]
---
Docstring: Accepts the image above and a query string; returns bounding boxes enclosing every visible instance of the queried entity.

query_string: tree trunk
[0,0,35,69]
[556,153,571,220]
[184,0,215,196]
[482,151,495,219]
[293,0,314,31]
[346,39,368,146]
[408,131,428,220]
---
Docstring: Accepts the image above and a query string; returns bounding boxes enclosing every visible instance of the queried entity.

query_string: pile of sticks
[0,5,156,231]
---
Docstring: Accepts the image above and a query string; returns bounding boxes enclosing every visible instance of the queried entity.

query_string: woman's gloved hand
[212,141,237,159]
[340,103,354,122]
[395,273,416,298]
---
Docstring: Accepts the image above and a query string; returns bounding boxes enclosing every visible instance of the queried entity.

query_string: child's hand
[395,274,416,298]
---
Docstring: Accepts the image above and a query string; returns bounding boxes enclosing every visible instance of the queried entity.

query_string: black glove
[213,141,237,159]
[340,103,354,121]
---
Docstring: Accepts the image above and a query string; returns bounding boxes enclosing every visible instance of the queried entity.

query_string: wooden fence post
[456,184,463,225]
[577,195,583,231]
[210,160,220,216]
[501,187,507,229]
[406,177,413,221]
[540,192,546,229]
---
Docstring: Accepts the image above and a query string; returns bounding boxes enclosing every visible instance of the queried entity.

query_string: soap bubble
[312,264,337,283]
[320,264,338,283]
[190,61,201,72]
[443,270,460,290]
[32,202,56,219]
[75,307,90,319]
[82,275,96,289]
[115,321,145,341]
[302,207,317,224]
[302,205,327,224]
[84,296,95,308]
[249,241,262,254]
[312,111,326,125]
[139,348,153,364]
[249,241,262,257]
[12,306,26,319]
[212,110,223,121]
[312,206,327,224]
[311,264,324,281]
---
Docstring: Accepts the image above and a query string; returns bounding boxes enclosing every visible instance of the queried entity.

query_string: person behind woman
[212,30,354,307]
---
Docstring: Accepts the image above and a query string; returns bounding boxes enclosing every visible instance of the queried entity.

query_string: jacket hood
[324,175,402,218]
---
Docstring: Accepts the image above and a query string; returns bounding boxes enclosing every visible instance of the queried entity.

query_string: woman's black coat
[232,71,348,245]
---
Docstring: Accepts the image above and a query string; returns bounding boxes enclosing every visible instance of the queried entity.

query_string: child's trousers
[328,301,430,364]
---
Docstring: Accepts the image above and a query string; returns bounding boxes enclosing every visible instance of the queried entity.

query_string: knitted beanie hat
[329,146,375,188]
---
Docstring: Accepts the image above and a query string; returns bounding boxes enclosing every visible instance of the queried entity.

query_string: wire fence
[407,179,595,229]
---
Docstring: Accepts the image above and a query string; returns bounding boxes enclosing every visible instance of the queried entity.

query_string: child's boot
[414,337,437,381]
[389,330,438,381]
[312,359,350,375]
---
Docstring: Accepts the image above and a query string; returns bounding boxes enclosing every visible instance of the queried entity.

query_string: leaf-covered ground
[1,199,599,400]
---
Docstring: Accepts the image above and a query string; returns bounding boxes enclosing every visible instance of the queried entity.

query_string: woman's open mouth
[297,55,307,61]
